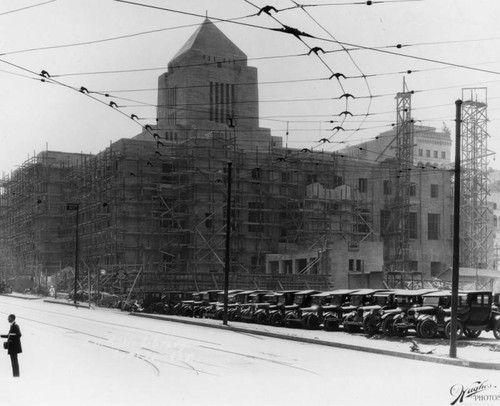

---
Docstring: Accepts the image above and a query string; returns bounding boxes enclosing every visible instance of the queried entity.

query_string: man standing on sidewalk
[1,314,22,377]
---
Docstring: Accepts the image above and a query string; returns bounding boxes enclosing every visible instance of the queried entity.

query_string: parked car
[360,290,399,336]
[141,291,164,313]
[240,291,276,323]
[230,290,267,322]
[249,290,298,326]
[162,291,188,314]
[176,291,203,317]
[282,290,320,328]
[493,292,500,311]
[399,291,453,339]
[341,289,392,334]
[204,290,244,320]
[382,289,437,336]
[321,289,360,331]
[267,290,300,326]
[432,290,500,339]
[299,291,340,330]
[193,290,223,318]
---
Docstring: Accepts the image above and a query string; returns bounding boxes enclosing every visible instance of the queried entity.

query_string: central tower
[156,19,274,150]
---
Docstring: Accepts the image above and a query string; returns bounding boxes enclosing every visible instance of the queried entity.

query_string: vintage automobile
[231,291,270,322]
[361,290,399,336]
[204,290,244,320]
[299,291,341,330]
[395,291,453,339]
[381,289,437,336]
[249,290,298,326]
[321,289,360,331]
[432,290,500,339]
[282,290,320,328]
[240,291,276,323]
[341,289,392,334]
[249,292,280,324]
[141,291,164,314]
[140,291,185,315]
[493,292,500,312]
[226,290,258,321]
[176,291,204,317]
[193,290,224,318]
[160,291,188,315]
[267,290,300,326]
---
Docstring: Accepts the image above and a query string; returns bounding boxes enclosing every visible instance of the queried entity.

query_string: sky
[1,0,500,176]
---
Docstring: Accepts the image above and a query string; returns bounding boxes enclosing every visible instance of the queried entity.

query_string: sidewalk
[5,293,499,371]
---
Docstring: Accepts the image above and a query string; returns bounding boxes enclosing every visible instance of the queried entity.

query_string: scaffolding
[147,135,348,292]
[460,88,491,269]
[0,129,379,295]
[0,151,92,292]
[385,79,419,288]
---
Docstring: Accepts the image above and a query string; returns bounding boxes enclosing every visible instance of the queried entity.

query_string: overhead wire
[277,0,424,11]
[0,2,494,176]
[110,0,500,78]
[20,2,486,156]
[242,0,353,148]
[0,0,56,17]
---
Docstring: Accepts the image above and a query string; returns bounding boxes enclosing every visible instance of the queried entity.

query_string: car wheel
[415,321,423,338]
[363,316,379,336]
[445,320,464,339]
[381,316,394,336]
[343,320,352,333]
[306,314,320,330]
[418,318,437,339]
[493,319,500,340]
[392,317,408,337]
[323,318,339,331]
[344,315,360,334]
[269,312,282,326]
[284,313,296,328]
[464,328,481,339]
[255,312,267,324]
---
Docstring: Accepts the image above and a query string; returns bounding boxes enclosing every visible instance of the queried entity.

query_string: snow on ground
[0,295,499,406]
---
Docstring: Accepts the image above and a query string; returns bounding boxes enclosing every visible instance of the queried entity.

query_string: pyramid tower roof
[170,18,247,64]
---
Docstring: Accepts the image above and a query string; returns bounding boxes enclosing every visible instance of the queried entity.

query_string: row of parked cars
[134,288,500,340]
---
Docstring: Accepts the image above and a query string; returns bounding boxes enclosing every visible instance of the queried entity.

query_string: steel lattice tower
[460,88,490,269]
[388,80,414,282]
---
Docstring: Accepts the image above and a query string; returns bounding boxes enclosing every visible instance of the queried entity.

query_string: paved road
[0,295,499,406]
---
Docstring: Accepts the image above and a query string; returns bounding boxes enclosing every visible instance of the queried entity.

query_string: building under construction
[0,19,458,295]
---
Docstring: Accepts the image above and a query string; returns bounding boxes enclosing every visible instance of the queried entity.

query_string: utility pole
[450,99,462,358]
[223,161,232,326]
[66,203,80,306]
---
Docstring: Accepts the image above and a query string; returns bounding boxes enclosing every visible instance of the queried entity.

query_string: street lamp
[66,203,80,306]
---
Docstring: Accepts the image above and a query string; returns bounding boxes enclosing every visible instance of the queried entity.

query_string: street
[0,295,498,406]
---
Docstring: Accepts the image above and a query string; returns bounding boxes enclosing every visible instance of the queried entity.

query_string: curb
[129,312,500,371]
[44,299,90,308]
[0,293,43,301]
